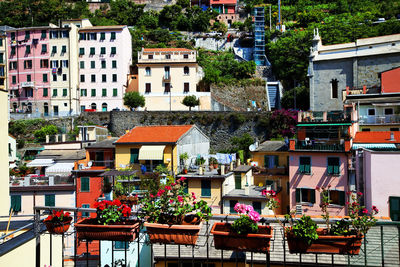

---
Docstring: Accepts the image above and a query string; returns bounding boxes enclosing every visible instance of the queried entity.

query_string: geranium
[262,189,280,210]
[44,210,72,223]
[231,203,261,234]
[139,175,211,224]
[346,191,378,236]
[95,199,131,225]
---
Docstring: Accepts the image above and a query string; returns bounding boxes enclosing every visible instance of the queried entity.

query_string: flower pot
[44,217,72,234]
[183,169,188,174]
[75,218,140,241]
[144,221,202,245]
[211,222,273,252]
[285,228,363,255]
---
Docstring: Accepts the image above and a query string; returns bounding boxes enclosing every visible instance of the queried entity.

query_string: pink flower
[357,192,363,196]
[248,210,261,222]
[149,194,154,198]
[171,183,176,186]
[179,177,186,182]
[345,201,350,205]
[156,189,165,197]
[177,195,183,203]
[362,208,368,214]
[234,203,246,214]
[245,205,254,213]
[169,199,174,204]
[191,192,196,200]
[372,205,379,213]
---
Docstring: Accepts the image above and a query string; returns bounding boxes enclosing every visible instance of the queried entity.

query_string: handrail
[0,222,33,241]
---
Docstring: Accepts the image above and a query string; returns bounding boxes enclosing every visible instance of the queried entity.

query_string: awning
[138,145,165,160]
[352,143,397,150]
[45,162,75,176]
[26,158,54,167]
[297,123,352,126]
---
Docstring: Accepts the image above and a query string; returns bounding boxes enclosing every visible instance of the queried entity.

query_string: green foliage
[290,215,319,245]
[182,95,200,111]
[179,152,189,161]
[33,125,58,143]
[211,22,227,34]
[230,133,254,160]
[231,215,259,235]
[330,219,351,236]
[154,164,170,175]
[123,91,145,110]
[281,86,310,111]
[229,113,246,127]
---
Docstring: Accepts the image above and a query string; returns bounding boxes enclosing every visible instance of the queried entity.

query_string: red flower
[346,191,352,195]
[357,192,363,196]
[64,212,71,218]
[45,215,53,221]
[179,177,186,182]
[372,206,379,213]
[150,194,154,198]
[165,186,172,191]
[315,186,320,190]
[345,202,350,205]
[362,208,368,214]
[177,195,183,203]
[112,199,121,207]
[156,189,165,197]
[191,192,196,200]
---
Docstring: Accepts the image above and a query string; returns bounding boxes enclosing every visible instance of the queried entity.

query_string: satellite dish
[87,161,93,167]
[249,144,257,152]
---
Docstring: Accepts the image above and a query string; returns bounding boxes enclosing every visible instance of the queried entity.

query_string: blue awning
[352,143,397,149]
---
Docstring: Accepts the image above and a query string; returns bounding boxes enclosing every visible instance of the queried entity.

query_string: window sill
[298,202,314,206]
[201,196,211,198]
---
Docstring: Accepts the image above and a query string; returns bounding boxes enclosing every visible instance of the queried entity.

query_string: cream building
[137,48,211,111]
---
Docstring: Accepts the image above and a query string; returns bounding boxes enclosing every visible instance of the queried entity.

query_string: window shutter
[299,164,305,173]
[305,163,311,174]
[274,156,279,167]
[310,189,316,203]
[201,180,211,197]
[130,148,139,163]
[295,189,300,203]
[10,195,21,212]
[253,201,262,214]
[81,177,89,192]
[45,195,55,206]
[334,165,340,175]
[235,175,241,189]
[327,165,333,175]
[339,191,345,206]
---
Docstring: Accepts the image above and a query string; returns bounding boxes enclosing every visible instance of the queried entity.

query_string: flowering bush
[93,199,132,225]
[44,210,72,224]
[139,176,211,224]
[316,185,331,231]
[231,203,261,234]
[262,189,280,210]
[347,191,378,235]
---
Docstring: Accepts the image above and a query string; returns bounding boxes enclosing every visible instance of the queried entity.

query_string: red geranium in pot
[44,210,72,234]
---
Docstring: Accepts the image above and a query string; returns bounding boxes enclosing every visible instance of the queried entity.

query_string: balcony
[2,206,398,267]
[254,166,288,175]
[290,139,350,152]
[10,175,74,187]
[359,114,400,125]
[298,110,354,123]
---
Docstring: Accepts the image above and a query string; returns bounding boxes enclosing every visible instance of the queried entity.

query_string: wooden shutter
[45,194,55,206]
[310,189,316,203]
[295,189,300,203]
[235,175,241,189]
[339,191,345,206]
[389,197,400,221]
[130,148,139,164]
[81,177,90,192]
[10,195,21,212]
[264,155,270,168]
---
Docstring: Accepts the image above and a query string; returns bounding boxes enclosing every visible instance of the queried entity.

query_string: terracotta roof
[115,125,193,144]
[142,48,194,52]
[353,131,400,143]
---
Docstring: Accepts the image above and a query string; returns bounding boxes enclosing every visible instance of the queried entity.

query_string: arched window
[183,66,189,75]
[145,67,151,76]
[91,103,97,110]
[102,103,107,112]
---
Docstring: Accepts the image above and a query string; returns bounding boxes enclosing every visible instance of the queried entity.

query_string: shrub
[34,125,58,143]
[123,91,145,110]
[182,95,200,111]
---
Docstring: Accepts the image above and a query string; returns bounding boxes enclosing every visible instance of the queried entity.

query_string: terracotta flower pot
[44,217,72,234]
[75,218,140,241]
[144,221,202,245]
[285,228,363,255]
[211,222,273,252]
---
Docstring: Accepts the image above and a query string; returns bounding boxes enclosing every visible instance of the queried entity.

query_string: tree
[34,125,58,143]
[230,133,254,161]
[123,91,145,110]
[182,95,200,111]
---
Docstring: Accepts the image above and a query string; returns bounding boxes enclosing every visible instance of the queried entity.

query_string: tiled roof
[115,125,193,144]
[142,48,194,52]
[353,131,400,143]
[254,141,288,152]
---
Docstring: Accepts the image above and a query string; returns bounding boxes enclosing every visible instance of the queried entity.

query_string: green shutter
[100,32,105,40]
[111,47,116,54]
[61,45,66,53]
[43,88,48,97]
[113,88,118,97]
[253,201,262,214]
[63,89,67,97]
[182,180,188,194]
[310,189,316,203]
[339,191,345,206]
[389,197,400,221]
[334,165,340,175]
[305,164,311,174]
[82,204,90,217]
[101,47,106,54]
[10,195,21,212]
[201,180,211,197]
[327,165,333,175]
[81,177,90,192]
[299,164,305,173]
[230,200,238,214]
[295,189,300,203]
[111,32,116,40]
[52,46,57,53]
[130,148,139,163]
[41,31,46,39]
[90,47,95,55]
[274,156,279,167]
[79,48,84,55]
[45,194,55,206]
[235,175,241,189]
[26,45,30,54]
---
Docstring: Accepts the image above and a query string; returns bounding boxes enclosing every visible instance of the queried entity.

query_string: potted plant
[262,189,280,215]
[211,203,273,252]
[180,152,189,172]
[44,210,72,234]
[140,177,211,245]
[285,187,378,255]
[209,157,218,169]
[75,199,139,241]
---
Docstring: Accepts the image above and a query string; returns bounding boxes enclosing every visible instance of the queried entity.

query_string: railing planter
[286,228,363,254]
[76,218,140,241]
[44,217,72,234]
[211,222,273,252]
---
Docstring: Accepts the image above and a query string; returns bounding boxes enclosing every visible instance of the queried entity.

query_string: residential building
[253,6,266,66]
[115,125,210,174]
[210,0,239,27]
[8,134,18,168]
[309,32,400,111]
[78,24,132,112]
[0,59,9,216]
[0,26,14,95]
[251,141,290,215]
[288,110,354,216]
[136,48,211,111]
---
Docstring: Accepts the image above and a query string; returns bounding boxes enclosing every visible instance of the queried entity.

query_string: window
[91,61,95,69]
[53,105,59,116]
[100,32,105,40]
[91,88,96,97]
[52,46,57,54]
[165,54,171,59]
[41,44,47,53]
[61,45,67,53]
[45,194,55,206]
[81,177,90,192]
[102,88,107,97]
[63,74,67,81]
[229,200,238,214]
[327,190,345,206]
[112,74,117,82]
[63,88,67,97]
[201,180,211,197]
[82,204,90,218]
[264,155,279,168]
[91,74,96,83]
[102,103,107,111]
[145,67,151,76]
[100,47,106,55]
[184,82,189,93]
[234,174,241,189]
[111,47,116,54]
[327,157,340,175]
[10,195,21,212]
[51,60,59,68]
[299,157,311,174]
[102,74,107,82]
[10,32,15,41]
[43,88,48,97]
[24,60,32,69]
[52,89,57,97]
[130,148,139,164]
[390,128,399,131]
[111,32,116,40]
[331,79,338,99]
[164,66,170,79]
[52,74,57,82]
[101,61,106,69]
[114,241,128,250]
[80,105,85,112]
[43,74,48,82]
[183,54,189,59]
[368,109,375,116]
[26,75,31,82]
[113,88,118,97]
[62,60,69,69]
[62,31,69,38]
[389,196,400,221]
[148,54,153,59]
[79,48,84,55]
[112,60,117,68]
[9,61,17,70]
[25,31,30,40]
[41,30,46,39]
[50,31,58,39]
[184,66,189,75]
[80,75,85,83]
[80,61,84,69]
[90,47,95,55]
[253,201,262,214]
[25,88,33,98]
[40,59,49,68]
[89,33,97,40]
[385,108,394,115]
[295,188,315,203]
[79,33,86,40]
[12,76,16,84]
[265,180,278,191]
[81,89,87,97]
[11,46,16,55]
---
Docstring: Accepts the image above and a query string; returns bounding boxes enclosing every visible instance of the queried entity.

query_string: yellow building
[115,125,210,174]
[136,48,211,111]
[250,140,290,215]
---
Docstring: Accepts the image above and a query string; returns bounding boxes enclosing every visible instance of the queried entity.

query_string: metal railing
[295,140,346,152]
[359,114,400,125]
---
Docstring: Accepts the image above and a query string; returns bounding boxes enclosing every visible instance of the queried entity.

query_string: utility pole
[278,0,282,32]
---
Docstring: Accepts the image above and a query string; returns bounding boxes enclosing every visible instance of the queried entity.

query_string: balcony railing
[291,140,349,152]
[10,175,74,187]
[13,206,398,267]
[298,110,353,123]
[254,166,288,175]
[359,114,400,125]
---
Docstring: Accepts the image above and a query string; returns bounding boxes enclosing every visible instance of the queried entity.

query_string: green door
[389,197,400,221]
[235,175,241,189]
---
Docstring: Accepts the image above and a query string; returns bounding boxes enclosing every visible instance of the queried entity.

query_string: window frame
[201,180,211,197]
[327,157,340,176]
[299,156,311,174]
[80,177,90,192]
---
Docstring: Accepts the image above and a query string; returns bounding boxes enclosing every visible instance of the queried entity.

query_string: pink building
[210,0,239,26]
[7,27,51,114]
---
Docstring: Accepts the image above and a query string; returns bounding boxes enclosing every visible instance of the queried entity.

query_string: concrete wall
[0,89,8,216]
[194,37,237,51]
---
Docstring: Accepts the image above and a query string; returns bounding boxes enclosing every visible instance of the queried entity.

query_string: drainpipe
[171,144,175,178]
